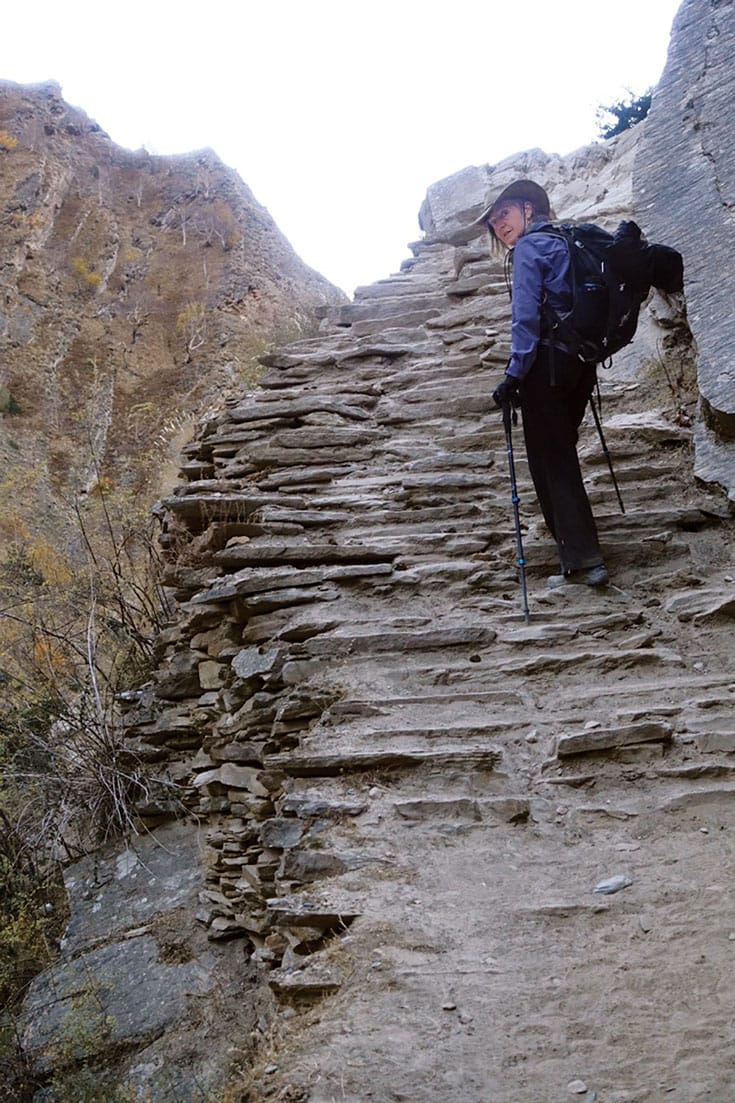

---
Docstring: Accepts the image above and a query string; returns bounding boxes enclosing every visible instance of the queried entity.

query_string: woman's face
[488,200,533,247]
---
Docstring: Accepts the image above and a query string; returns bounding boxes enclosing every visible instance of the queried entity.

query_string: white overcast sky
[3,0,681,296]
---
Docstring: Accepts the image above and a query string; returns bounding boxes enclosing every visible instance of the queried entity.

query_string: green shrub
[597,88,653,139]
[71,257,103,291]
[0,386,20,416]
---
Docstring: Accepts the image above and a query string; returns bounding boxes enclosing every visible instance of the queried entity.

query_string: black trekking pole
[589,393,625,514]
[501,401,530,624]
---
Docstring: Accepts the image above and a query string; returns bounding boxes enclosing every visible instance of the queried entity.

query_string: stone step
[302,625,497,657]
[376,359,493,390]
[665,587,735,625]
[159,492,307,528]
[257,507,354,528]
[693,732,735,754]
[586,483,693,510]
[352,276,447,301]
[265,894,361,929]
[424,295,508,331]
[338,291,448,325]
[268,963,343,999]
[186,565,393,612]
[594,506,714,533]
[241,466,353,488]
[556,719,673,757]
[585,460,685,486]
[269,426,389,449]
[213,542,399,570]
[375,395,494,425]
[215,445,379,472]
[657,762,735,780]
[259,340,417,372]
[346,315,438,338]
[521,532,690,568]
[263,745,503,777]
[327,687,532,716]
[393,796,529,823]
[342,513,494,537]
[355,644,686,687]
[302,722,515,747]
[228,396,374,424]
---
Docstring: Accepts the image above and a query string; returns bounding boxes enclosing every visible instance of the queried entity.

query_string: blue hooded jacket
[505,220,573,381]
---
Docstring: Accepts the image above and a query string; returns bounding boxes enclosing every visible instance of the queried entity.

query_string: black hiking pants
[518,347,603,574]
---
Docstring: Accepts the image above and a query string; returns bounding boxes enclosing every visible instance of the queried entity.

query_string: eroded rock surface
[20,823,266,1101]
[635,0,735,493]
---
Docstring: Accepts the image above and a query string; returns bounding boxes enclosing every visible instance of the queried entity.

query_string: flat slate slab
[21,934,218,1071]
[264,746,503,776]
[556,720,673,757]
[62,821,205,954]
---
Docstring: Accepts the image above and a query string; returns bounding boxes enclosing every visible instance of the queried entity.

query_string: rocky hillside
[14,1,735,1100]
[0,79,344,550]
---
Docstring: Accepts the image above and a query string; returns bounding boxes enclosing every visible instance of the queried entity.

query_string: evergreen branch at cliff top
[596,87,653,140]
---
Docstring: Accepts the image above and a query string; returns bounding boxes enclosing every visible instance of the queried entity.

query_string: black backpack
[533,220,684,365]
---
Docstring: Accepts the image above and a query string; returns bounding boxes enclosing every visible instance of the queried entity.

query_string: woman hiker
[477,178,609,588]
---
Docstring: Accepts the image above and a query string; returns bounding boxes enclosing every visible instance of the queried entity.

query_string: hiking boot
[547,564,610,588]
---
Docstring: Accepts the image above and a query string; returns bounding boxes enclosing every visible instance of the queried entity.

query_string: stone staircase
[122,231,735,1102]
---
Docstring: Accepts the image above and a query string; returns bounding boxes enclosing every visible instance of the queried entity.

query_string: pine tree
[597,88,653,140]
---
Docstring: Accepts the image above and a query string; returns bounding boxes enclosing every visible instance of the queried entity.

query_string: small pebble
[264,1063,278,1075]
[568,1080,588,1094]
[585,1094,598,1103]
[693,661,705,671]
[700,827,709,834]
[584,720,602,730]
[469,653,482,663]
[639,914,653,933]
[526,729,539,743]
[728,932,735,942]
[442,1000,457,1011]
[593,873,633,895]
[368,787,380,798]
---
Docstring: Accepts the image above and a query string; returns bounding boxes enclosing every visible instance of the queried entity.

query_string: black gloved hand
[492,374,521,409]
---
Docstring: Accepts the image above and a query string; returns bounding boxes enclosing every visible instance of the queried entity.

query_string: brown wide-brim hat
[473,179,552,226]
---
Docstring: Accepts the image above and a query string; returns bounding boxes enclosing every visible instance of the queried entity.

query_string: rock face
[17,2,735,1099]
[634,0,735,495]
[0,79,344,548]
[419,129,640,244]
[21,823,266,1101]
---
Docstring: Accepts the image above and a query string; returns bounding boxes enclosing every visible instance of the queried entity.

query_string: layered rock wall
[634,0,735,493]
